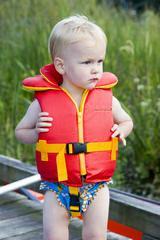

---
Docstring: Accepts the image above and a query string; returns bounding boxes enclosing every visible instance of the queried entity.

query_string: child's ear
[54,57,65,75]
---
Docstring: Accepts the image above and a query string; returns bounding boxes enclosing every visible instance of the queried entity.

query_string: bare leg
[82,185,110,240]
[43,191,69,240]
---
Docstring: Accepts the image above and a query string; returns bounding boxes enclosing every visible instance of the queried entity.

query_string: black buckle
[66,142,87,154]
[70,194,80,207]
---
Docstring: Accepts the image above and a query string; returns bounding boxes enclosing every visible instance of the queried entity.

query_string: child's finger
[121,138,126,146]
[36,128,49,133]
[111,124,118,132]
[119,134,126,146]
[39,112,49,117]
[111,129,119,138]
[39,117,53,122]
[37,122,52,127]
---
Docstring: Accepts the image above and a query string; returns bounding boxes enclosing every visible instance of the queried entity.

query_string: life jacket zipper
[61,87,89,175]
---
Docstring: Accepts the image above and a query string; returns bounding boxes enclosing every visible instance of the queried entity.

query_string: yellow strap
[56,146,68,181]
[79,154,87,175]
[41,151,48,161]
[71,211,81,217]
[36,140,66,154]
[69,186,79,195]
[69,186,80,217]
[36,138,118,181]
[87,141,112,152]
[36,140,49,161]
[70,206,79,211]
[111,137,118,160]
[36,139,118,155]
[36,140,67,181]
[87,138,118,160]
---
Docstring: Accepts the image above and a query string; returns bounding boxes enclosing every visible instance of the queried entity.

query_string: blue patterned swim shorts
[40,180,112,216]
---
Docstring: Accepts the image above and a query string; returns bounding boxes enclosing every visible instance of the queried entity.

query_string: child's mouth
[89,78,98,82]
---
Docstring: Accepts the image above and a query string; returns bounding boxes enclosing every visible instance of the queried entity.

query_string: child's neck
[61,80,84,108]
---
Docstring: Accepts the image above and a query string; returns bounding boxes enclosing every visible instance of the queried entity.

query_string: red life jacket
[23,64,119,187]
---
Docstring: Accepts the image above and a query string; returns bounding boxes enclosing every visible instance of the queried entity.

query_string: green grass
[0,0,159,199]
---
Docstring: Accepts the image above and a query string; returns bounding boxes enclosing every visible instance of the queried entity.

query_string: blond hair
[48,15,107,61]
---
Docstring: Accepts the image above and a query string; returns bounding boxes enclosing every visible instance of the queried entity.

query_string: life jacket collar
[40,63,63,87]
[22,63,118,90]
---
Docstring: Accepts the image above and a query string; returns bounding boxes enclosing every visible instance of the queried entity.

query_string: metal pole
[0,174,41,195]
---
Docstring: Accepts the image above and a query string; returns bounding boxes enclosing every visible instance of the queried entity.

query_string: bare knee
[83,228,106,240]
[44,231,66,240]
[43,191,69,240]
[43,217,69,240]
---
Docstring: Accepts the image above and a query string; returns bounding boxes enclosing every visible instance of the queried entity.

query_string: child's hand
[111,124,126,146]
[35,112,53,133]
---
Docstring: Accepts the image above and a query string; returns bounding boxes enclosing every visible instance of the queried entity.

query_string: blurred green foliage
[0,0,159,199]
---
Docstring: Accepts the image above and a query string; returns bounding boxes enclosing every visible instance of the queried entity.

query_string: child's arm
[112,96,133,146]
[15,99,53,144]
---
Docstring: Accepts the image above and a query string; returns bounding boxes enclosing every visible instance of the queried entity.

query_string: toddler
[15,15,133,240]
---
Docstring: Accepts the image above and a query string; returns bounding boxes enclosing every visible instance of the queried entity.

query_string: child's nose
[91,65,99,74]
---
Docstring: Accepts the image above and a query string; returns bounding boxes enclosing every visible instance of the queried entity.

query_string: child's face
[62,36,106,90]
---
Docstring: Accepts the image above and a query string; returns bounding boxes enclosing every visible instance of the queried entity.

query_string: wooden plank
[0,190,43,239]
[0,155,37,176]
[0,155,160,239]
[2,229,43,240]
[142,234,160,240]
[0,198,42,221]
[109,190,160,239]
[0,191,26,205]
[0,212,42,239]
[1,229,130,240]
[110,189,160,215]
[0,191,127,240]
[107,232,130,240]
[0,155,39,191]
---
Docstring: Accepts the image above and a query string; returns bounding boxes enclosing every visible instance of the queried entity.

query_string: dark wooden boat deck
[0,191,43,240]
[0,189,128,240]
[0,155,160,240]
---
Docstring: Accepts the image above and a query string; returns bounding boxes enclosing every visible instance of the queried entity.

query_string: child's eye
[98,59,104,63]
[80,59,104,64]
[81,60,92,64]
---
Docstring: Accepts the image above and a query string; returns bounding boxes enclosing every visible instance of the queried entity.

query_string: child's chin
[87,83,97,90]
